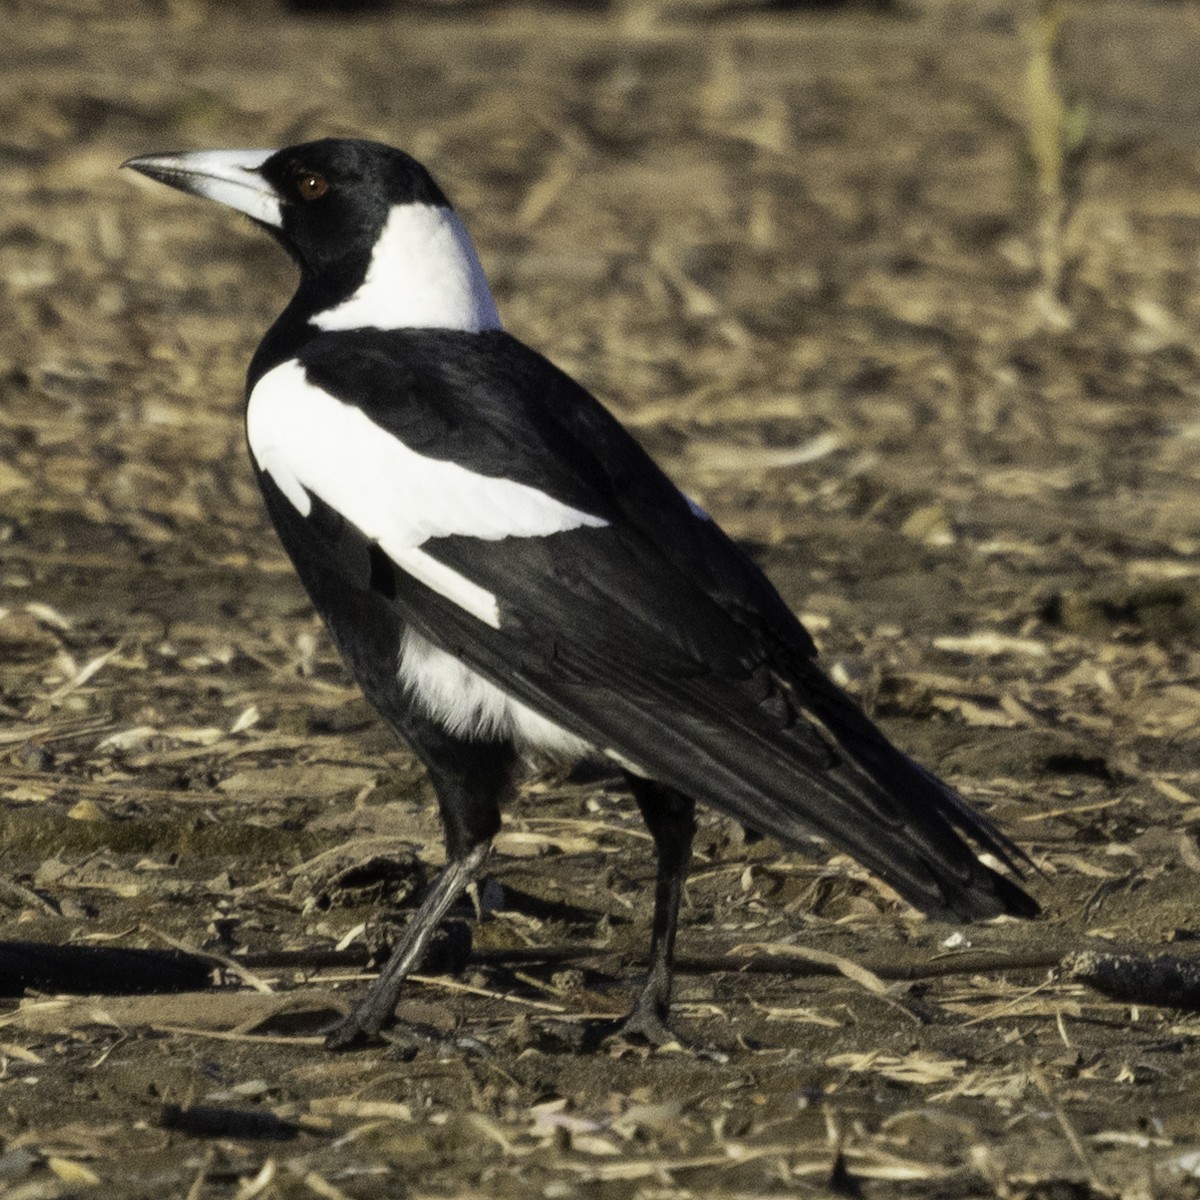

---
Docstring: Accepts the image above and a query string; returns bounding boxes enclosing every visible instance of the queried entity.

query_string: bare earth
[3,0,1200,1195]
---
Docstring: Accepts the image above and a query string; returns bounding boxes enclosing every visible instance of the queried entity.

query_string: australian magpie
[122,138,1037,1049]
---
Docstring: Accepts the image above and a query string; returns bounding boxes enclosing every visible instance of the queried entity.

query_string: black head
[123,138,451,279]
[123,137,502,340]
[259,139,450,276]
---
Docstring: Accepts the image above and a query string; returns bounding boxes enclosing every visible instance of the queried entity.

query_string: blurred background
[4,0,1200,594]
[4,0,1200,744]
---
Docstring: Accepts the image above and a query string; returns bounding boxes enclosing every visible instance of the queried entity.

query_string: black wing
[263,328,1036,921]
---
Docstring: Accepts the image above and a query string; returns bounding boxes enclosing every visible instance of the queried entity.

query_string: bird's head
[122,137,501,332]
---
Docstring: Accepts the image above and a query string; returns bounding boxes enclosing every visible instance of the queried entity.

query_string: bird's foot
[323,1002,389,1051]
[615,993,683,1049]
[324,1003,487,1060]
[323,977,419,1050]
[323,1010,454,1058]
[611,990,733,1061]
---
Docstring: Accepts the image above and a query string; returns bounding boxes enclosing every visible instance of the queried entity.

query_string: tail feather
[788,665,1040,918]
[560,657,1040,923]
[650,703,1038,922]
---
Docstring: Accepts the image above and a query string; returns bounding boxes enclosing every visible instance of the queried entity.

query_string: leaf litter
[2,0,1200,1197]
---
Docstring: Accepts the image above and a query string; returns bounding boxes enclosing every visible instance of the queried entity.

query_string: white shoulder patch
[246,360,609,628]
[311,204,502,334]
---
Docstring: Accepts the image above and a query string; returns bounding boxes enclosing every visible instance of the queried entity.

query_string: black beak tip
[121,156,159,181]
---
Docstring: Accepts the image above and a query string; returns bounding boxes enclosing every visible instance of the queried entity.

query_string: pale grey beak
[121,149,282,229]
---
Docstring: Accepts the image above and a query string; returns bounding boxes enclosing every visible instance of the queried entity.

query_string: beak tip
[119,149,284,229]
[120,155,172,184]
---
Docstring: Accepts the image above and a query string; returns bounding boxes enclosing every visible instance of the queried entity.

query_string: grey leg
[620,776,696,1044]
[325,841,492,1048]
[325,718,517,1050]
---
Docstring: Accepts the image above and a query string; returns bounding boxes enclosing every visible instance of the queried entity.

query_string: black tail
[569,656,1040,924]
[793,663,1039,920]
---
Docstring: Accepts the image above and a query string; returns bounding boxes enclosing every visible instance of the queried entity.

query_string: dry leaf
[0,1043,45,1064]
[47,1158,101,1186]
[826,1050,965,1085]
[67,799,106,822]
[729,942,890,995]
[218,764,378,799]
[308,1099,413,1121]
[933,633,1048,657]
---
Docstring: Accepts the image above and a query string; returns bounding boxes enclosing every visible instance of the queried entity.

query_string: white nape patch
[399,627,592,758]
[247,361,608,627]
[312,204,502,333]
[128,149,281,228]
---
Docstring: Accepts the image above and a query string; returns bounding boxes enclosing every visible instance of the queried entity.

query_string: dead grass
[1,0,1200,1196]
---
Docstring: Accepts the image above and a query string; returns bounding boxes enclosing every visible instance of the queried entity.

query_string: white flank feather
[398,627,592,757]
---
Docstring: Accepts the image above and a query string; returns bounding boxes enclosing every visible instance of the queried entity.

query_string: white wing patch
[388,546,502,628]
[247,360,609,628]
[311,204,502,334]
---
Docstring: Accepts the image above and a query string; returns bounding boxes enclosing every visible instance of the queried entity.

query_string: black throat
[245,255,372,394]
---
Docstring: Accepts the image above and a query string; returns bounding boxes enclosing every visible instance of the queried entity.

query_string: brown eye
[296,172,327,200]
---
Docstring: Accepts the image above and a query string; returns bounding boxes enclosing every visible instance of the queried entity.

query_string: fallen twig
[4,987,344,1035]
[160,1103,298,1141]
[237,941,1075,980]
[0,939,212,997]
[1063,950,1200,1010]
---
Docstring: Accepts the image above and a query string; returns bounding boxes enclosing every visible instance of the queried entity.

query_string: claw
[323,1011,382,1051]
[617,994,682,1048]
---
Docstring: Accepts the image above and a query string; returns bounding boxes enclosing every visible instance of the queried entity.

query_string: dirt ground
[3,0,1200,1195]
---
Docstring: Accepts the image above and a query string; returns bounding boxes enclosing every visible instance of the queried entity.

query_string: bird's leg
[326,841,491,1049]
[620,777,696,1045]
[325,727,513,1050]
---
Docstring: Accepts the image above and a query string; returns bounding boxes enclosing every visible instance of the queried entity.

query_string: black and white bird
[122,138,1037,1048]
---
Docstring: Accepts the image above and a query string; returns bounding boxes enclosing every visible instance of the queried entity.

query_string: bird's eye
[295,172,328,201]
